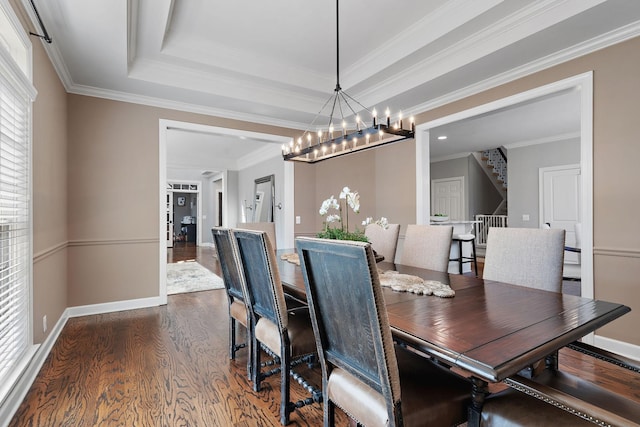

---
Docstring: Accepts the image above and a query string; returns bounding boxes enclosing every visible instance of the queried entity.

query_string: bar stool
[450,233,478,275]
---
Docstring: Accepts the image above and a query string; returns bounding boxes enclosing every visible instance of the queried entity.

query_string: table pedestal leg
[468,377,489,427]
[545,350,559,371]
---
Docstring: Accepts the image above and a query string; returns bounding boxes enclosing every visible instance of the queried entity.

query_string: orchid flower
[326,214,341,223]
[319,196,339,215]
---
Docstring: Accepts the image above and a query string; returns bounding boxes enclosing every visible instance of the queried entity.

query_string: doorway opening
[416,72,594,309]
[158,120,293,304]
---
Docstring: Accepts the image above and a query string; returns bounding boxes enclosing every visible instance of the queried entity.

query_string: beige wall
[65,95,297,306]
[308,37,640,346]
[17,0,640,348]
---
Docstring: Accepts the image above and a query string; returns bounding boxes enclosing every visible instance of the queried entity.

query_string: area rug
[167,261,225,295]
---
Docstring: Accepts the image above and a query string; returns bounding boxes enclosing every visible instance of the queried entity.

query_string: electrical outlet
[522,214,530,221]
[43,315,47,333]
[296,216,301,224]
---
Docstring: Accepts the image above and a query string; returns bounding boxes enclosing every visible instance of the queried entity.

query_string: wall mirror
[253,174,275,222]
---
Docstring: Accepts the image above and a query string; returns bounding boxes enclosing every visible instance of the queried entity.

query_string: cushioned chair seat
[254,308,317,359]
[229,300,248,328]
[328,347,470,427]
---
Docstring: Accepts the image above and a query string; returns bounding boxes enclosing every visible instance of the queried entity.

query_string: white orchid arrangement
[317,186,388,241]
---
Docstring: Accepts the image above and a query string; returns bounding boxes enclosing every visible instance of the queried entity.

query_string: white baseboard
[66,296,163,318]
[593,335,640,362]
[0,308,69,427]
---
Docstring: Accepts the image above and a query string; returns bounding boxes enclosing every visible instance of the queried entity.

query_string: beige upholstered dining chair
[365,223,400,263]
[401,224,453,272]
[296,237,471,427]
[238,221,277,251]
[233,229,320,425]
[483,227,565,292]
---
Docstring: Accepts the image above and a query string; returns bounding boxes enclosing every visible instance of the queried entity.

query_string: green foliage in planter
[316,227,369,242]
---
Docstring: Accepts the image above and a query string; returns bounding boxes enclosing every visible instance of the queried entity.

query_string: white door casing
[431,177,464,220]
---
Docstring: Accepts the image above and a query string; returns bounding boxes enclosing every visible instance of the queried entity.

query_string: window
[0,1,35,404]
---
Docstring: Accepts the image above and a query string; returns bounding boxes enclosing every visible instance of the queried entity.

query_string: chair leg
[325,398,336,426]
[280,347,292,425]
[252,339,262,392]
[471,238,478,277]
[229,317,237,360]
[458,239,463,274]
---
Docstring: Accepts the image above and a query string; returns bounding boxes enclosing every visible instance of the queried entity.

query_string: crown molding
[351,0,610,109]
[39,15,640,132]
[236,144,283,170]
[66,82,306,130]
[402,20,640,119]
[342,0,501,89]
[504,132,581,150]
[128,56,324,114]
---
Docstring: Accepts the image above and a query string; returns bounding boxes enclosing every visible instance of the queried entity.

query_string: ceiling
[29,0,640,166]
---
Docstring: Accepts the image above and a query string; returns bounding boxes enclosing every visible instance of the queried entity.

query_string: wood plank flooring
[9,242,639,426]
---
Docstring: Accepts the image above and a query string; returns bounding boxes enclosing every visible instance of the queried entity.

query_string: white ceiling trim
[126,0,138,67]
[128,57,323,114]
[350,0,608,108]
[160,38,332,93]
[341,0,501,89]
[66,82,306,130]
[402,20,640,119]
[33,9,640,132]
[236,144,284,171]
[504,131,581,150]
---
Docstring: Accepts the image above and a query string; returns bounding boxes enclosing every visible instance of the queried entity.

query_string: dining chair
[365,223,400,263]
[233,229,320,425]
[237,221,277,251]
[296,237,471,427]
[483,227,565,292]
[401,224,454,272]
[483,226,566,379]
[211,227,253,378]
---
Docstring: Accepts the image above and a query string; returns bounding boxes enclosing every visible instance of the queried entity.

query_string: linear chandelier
[282,0,414,163]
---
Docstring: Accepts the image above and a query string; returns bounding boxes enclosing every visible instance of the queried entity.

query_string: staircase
[472,148,507,215]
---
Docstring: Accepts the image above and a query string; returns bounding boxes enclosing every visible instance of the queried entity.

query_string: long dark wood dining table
[276,249,631,426]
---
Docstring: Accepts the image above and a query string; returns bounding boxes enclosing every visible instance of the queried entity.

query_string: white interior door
[540,164,581,263]
[166,191,174,248]
[431,177,464,220]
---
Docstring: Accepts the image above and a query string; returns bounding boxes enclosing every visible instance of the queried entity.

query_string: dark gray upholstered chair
[401,224,454,272]
[365,223,400,263]
[233,229,320,425]
[296,237,471,427]
[211,227,251,376]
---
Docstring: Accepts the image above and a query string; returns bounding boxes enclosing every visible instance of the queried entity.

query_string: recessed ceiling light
[437,135,448,140]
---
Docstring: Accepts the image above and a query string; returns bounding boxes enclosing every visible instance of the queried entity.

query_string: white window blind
[0,49,31,394]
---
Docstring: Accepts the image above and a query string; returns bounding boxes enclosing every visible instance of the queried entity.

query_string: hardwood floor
[9,243,638,426]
